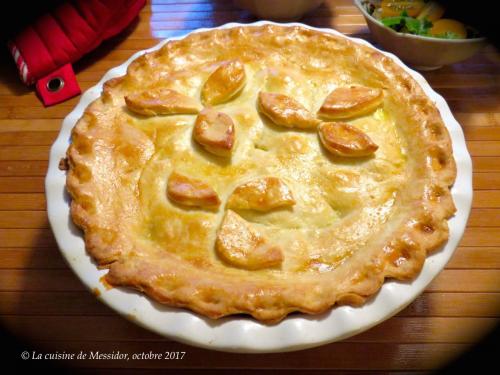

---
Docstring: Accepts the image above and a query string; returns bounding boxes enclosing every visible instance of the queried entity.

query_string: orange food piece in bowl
[430,19,467,39]
[380,0,425,18]
[417,1,445,22]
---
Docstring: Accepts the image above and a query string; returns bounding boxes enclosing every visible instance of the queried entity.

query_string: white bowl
[233,0,324,20]
[355,0,487,70]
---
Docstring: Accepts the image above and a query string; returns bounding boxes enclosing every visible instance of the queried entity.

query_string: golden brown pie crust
[66,25,456,323]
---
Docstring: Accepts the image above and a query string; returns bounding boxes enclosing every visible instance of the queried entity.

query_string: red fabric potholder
[8,0,146,106]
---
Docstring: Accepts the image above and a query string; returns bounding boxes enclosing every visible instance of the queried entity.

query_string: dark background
[1,0,499,47]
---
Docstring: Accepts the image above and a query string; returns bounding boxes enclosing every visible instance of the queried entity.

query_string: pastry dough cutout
[258,92,320,129]
[215,210,284,270]
[201,59,246,105]
[318,122,379,157]
[193,108,235,157]
[227,177,295,211]
[167,172,221,208]
[125,88,201,116]
[318,85,383,120]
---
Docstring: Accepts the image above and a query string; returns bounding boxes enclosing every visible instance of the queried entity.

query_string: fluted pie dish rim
[45,21,472,352]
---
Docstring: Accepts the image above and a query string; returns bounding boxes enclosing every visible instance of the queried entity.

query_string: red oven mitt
[8,0,146,106]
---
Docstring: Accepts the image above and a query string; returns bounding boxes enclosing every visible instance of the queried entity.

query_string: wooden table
[1,0,499,372]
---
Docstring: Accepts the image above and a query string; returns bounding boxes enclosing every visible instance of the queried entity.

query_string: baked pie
[66,25,456,323]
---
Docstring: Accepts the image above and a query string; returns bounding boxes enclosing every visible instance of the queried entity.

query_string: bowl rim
[354,0,486,43]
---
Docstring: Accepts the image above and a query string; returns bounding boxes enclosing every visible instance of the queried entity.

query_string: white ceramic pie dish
[45,21,472,353]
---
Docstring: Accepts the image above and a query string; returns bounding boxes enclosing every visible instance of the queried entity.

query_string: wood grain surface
[1,0,499,373]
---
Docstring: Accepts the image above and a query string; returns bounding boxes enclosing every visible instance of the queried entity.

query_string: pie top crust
[66,25,456,323]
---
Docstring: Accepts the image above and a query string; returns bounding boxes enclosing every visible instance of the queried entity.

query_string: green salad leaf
[406,17,432,35]
[381,16,405,29]
[381,10,433,36]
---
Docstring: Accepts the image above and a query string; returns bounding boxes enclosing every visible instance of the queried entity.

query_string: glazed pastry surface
[66,25,456,323]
